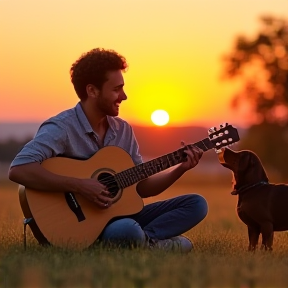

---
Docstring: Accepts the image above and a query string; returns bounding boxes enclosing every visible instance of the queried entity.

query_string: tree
[222,15,288,181]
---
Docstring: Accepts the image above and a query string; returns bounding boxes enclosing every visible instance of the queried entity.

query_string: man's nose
[121,91,127,100]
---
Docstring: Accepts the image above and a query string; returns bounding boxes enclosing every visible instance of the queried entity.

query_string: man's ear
[86,84,99,99]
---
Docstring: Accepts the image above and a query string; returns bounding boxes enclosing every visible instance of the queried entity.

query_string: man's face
[97,70,127,117]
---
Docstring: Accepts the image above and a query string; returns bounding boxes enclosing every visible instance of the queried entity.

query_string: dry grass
[1,175,288,288]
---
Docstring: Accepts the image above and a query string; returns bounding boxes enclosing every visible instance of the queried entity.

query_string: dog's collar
[231,181,269,195]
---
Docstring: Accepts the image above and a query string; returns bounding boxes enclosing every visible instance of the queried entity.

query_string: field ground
[1,174,288,288]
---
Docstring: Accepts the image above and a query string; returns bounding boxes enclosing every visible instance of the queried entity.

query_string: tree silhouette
[222,15,288,181]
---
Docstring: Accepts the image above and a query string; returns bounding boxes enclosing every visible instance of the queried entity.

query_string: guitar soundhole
[97,172,120,199]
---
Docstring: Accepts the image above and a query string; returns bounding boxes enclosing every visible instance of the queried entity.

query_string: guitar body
[20,146,144,249]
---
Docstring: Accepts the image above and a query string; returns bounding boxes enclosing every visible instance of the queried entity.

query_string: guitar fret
[114,174,125,189]
[147,161,156,175]
[166,154,173,166]
[115,139,213,189]
[154,158,163,173]
[117,151,185,188]
[139,163,152,178]
[136,164,149,180]
[190,139,213,152]
[126,168,138,186]
[128,167,138,185]
[119,171,130,188]
[159,156,169,170]
[123,170,133,187]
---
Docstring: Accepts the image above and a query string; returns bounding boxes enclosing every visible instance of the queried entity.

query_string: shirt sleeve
[10,120,68,168]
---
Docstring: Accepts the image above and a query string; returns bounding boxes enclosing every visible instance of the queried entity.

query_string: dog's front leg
[248,225,260,251]
[260,222,274,251]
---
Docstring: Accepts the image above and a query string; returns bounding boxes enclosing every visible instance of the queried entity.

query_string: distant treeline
[0,138,31,162]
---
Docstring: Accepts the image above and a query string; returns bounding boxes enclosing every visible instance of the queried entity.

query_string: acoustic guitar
[19,123,240,249]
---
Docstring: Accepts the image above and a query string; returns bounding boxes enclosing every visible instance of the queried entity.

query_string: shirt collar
[75,102,94,134]
[107,116,120,134]
[75,102,118,135]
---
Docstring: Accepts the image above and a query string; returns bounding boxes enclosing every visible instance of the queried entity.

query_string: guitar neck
[115,137,214,188]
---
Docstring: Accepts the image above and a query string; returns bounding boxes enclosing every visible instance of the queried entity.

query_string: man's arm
[9,163,79,192]
[136,164,187,198]
[136,145,203,198]
[9,163,114,208]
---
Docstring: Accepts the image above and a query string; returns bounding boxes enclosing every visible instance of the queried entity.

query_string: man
[9,48,208,252]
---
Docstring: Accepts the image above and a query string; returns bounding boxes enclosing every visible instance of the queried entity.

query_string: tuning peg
[212,141,223,154]
[214,147,223,154]
[208,127,218,135]
[220,123,228,129]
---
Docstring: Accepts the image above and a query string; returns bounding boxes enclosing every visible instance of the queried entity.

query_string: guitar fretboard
[115,137,214,188]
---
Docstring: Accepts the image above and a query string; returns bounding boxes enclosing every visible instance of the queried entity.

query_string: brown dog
[218,147,288,251]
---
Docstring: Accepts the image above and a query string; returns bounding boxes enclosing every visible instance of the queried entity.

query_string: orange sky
[0,0,287,128]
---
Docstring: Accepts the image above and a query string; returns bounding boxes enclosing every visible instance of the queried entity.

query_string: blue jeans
[99,194,208,247]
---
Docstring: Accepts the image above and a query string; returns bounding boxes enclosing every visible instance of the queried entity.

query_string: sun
[151,109,170,126]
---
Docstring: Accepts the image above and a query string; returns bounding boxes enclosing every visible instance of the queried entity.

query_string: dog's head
[218,148,269,194]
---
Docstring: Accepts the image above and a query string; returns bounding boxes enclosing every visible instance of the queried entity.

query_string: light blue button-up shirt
[10,102,143,167]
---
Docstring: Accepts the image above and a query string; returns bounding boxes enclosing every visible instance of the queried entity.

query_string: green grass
[1,178,288,288]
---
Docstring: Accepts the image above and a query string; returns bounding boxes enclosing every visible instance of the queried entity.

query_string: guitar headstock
[208,123,240,153]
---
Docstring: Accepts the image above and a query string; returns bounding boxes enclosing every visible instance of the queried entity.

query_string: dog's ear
[251,153,269,182]
[241,152,269,183]
[231,152,253,189]
[238,152,251,172]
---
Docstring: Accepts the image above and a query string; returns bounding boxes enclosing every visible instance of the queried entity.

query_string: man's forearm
[9,163,79,193]
[136,165,187,198]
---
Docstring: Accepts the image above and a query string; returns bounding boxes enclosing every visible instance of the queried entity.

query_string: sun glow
[151,110,170,126]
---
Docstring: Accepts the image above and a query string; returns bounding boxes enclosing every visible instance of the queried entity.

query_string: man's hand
[76,178,113,209]
[180,143,203,172]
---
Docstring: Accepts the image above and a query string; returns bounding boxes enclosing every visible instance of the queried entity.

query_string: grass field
[1,174,288,288]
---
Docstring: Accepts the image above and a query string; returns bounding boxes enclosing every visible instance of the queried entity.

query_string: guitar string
[93,145,205,188]
[100,172,142,188]
[95,165,160,190]
[95,155,180,188]
[93,136,234,189]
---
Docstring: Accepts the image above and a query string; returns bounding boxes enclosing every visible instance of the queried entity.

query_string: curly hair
[70,48,128,101]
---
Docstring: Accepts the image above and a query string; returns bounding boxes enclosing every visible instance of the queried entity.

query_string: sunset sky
[1,0,287,128]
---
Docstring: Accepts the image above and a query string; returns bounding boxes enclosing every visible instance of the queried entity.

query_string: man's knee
[184,194,208,221]
[100,218,146,247]
[195,194,208,219]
